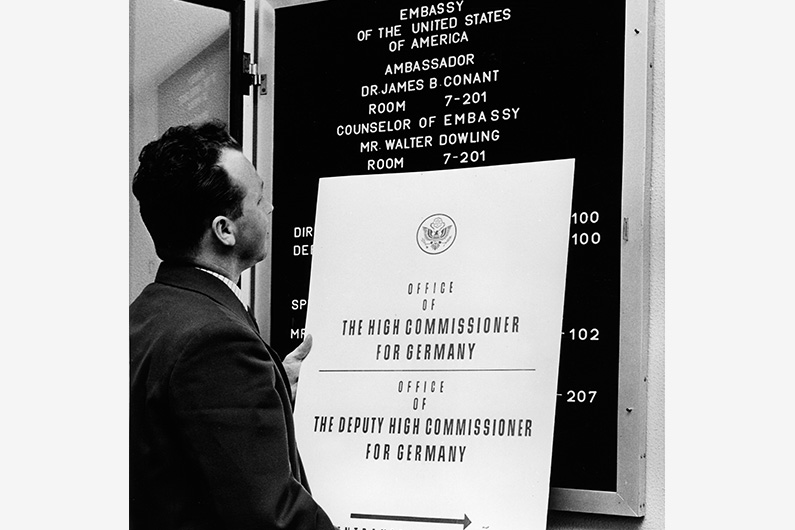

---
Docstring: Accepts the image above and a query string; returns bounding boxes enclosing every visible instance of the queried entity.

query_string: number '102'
[568,328,599,340]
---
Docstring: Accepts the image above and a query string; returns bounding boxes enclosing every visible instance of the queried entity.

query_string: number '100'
[571,232,601,245]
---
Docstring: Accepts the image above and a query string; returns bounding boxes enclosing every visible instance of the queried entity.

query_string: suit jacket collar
[155,262,251,326]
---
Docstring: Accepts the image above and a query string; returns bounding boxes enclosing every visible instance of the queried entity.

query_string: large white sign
[294,160,575,530]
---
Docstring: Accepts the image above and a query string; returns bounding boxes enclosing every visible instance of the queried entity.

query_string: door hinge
[243,52,267,96]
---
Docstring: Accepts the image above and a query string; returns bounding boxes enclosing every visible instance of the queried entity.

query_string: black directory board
[267,0,648,516]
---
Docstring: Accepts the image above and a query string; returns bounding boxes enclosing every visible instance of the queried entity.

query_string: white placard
[295,160,575,530]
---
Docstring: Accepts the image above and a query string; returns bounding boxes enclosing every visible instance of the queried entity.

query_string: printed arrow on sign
[351,512,471,529]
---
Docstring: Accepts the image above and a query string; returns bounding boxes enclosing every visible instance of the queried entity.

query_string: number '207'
[566,390,597,403]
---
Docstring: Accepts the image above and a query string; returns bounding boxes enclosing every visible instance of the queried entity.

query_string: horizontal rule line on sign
[318,368,536,373]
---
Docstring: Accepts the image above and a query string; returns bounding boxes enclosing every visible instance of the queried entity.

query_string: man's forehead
[220,148,260,184]
[219,147,250,170]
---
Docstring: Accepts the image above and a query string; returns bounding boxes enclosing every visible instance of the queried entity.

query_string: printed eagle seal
[417,214,457,255]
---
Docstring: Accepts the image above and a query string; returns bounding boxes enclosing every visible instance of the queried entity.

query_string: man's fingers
[289,333,313,361]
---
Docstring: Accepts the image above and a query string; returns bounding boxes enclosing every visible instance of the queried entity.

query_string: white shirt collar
[195,267,247,308]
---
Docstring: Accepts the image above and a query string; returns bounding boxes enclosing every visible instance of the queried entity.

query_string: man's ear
[210,215,237,247]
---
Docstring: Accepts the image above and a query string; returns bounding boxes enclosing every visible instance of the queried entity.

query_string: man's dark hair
[133,120,244,260]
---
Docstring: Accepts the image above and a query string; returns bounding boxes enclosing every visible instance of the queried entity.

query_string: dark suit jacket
[130,262,335,529]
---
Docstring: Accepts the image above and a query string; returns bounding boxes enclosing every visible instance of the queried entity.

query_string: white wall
[129,0,230,302]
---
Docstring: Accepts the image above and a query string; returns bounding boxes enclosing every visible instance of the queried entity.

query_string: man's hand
[283,334,312,401]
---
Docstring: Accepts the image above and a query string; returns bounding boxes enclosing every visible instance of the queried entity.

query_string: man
[130,121,335,529]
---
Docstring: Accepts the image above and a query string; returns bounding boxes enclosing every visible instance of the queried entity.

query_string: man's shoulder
[129,280,265,379]
[130,280,252,342]
[131,279,205,311]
